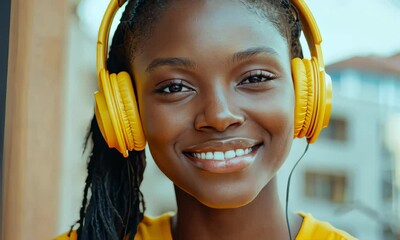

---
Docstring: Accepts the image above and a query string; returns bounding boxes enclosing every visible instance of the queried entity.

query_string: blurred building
[279,54,400,240]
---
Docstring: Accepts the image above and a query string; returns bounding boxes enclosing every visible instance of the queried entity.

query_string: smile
[182,139,263,173]
[185,147,255,161]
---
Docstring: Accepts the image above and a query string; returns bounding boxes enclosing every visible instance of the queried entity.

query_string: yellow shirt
[55,212,356,240]
[296,212,356,240]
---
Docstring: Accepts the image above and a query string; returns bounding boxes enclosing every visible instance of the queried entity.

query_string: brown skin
[132,0,302,239]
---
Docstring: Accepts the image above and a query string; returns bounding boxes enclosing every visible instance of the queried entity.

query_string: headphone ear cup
[307,57,332,143]
[94,69,146,158]
[113,72,146,151]
[292,58,315,139]
[95,69,127,155]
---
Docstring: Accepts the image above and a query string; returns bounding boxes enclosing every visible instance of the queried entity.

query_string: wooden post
[3,0,68,238]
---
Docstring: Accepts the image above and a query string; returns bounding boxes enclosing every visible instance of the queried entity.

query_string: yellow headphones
[290,0,332,143]
[94,0,332,157]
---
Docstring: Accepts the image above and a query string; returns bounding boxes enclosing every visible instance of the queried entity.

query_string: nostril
[194,111,245,132]
[194,91,245,132]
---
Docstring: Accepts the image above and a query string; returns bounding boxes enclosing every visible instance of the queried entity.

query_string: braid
[70,1,147,239]
[72,116,146,240]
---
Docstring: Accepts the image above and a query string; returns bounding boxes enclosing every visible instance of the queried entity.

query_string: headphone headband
[96,0,326,75]
[97,0,121,77]
[291,0,324,70]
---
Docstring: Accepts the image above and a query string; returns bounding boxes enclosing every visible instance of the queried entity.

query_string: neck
[171,177,302,240]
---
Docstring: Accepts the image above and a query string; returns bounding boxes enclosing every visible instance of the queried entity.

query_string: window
[382,174,394,202]
[319,116,348,142]
[304,171,348,203]
[382,226,398,240]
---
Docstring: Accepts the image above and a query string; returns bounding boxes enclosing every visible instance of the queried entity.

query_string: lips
[182,138,262,173]
[184,146,255,161]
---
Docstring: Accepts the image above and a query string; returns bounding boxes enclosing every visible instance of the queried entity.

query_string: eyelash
[153,70,277,94]
[238,70,277,86]
[154,80,193,94]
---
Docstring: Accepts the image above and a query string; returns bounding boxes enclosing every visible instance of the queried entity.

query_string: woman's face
[133,0,294,208]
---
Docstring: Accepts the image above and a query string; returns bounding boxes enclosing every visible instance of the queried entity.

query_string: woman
[56,0,354,239]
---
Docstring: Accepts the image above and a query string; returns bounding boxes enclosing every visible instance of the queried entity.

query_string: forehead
[134,0,289,66]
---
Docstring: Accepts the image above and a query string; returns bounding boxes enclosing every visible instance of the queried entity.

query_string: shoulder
[135,212,174,240]
[296,212,357,240]
[54,212,174,240]
[53,230,77,240]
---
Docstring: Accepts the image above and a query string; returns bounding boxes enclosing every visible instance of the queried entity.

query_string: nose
[194,88,245,132]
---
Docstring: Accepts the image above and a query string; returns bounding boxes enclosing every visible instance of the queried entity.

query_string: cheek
[138,95,196,176]
[140,101,193,143]
[139,102,179,176]
[249,85,295,137]
[140,103,173,151]
[249,84,295,165]
[135,80,176,145]
[138,99,199,194]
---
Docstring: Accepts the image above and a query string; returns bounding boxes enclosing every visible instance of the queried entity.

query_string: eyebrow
[145,57,196,73]
[232,47,279,63]
[145,46,279,73]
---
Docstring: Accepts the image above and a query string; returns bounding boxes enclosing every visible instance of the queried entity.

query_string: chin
[192,184,262,209]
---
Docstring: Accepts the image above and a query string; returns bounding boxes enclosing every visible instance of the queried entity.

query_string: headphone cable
[285,142,310,240]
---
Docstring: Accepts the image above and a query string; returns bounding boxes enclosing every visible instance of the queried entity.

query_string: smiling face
[132,0,294,208]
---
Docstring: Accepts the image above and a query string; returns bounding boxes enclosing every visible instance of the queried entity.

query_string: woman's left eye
[239,70,277,86]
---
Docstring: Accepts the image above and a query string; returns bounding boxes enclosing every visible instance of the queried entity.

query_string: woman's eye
[154,80,193,94]
[239,70,276,85]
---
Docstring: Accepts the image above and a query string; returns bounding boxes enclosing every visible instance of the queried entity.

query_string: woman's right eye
[154,80,193,94]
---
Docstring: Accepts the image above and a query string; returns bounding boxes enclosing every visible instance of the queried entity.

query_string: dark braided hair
[71,0,303,239]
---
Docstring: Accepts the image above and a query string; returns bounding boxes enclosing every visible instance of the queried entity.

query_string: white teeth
[189,147,255,161]
[214,152,224,160]
[225,150,236,159]
[235,149,244,156]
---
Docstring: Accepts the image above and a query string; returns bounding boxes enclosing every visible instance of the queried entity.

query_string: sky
[306,0,400,63]
[77,0,400,64]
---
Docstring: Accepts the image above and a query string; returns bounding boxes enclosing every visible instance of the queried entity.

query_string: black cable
[285,142,310,240]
